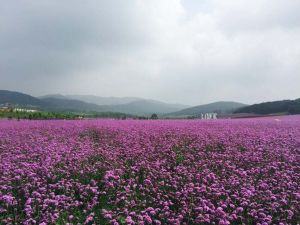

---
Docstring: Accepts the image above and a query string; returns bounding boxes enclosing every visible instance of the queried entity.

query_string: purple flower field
[0,117,300,225]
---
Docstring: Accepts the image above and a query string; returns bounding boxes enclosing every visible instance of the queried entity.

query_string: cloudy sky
[0,0,300,105]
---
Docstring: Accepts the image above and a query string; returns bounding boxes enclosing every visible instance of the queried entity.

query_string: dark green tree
[150,113,158,119]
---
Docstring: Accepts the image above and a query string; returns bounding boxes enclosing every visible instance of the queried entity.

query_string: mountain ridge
[40,94,189,109]
[7,90,299,117]
[234,98,300,115]
[0,90,45,107]
[166,101,247,117]
[0,90,189,115]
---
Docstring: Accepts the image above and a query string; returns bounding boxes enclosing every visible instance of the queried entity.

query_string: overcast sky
[0,0,300,105]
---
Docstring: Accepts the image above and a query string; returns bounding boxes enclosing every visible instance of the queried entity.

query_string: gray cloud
[0,0,300,105]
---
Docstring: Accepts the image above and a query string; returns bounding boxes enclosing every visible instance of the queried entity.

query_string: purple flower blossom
[0,117,299,224]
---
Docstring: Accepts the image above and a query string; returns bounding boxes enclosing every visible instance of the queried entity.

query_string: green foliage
[150,113,158,119]
[172,145,185,164]
[0,110,79,120]
[87,112,132,119]
[235,99,300,115]
[136,116,149,120]
[119,216,126,224]
[0,110,135,120]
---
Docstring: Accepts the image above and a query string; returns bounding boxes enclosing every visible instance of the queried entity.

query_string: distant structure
[0,106,11,112]
[13,108,38,113]
[200,113,217,120]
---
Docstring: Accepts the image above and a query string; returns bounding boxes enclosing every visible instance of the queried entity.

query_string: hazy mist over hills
[167,102,247,117]
[0,90,189,115]
[40,94,189,108]
[1,90,300,116]
[68,95,142,106]
[234,99,300,115]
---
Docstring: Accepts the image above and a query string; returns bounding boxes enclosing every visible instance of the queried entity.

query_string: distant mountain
[1,90,189,115]
[108,99,189,115]
[167,101,247,117]
[234,99,300,115]
[6,90,299,117]
[41,97,106,113]
[0,90,100,112]
[0,90,44,108]
[41,97,188,115]
[66,95,142,105]
[39,94,69,100]
[39,94,143,105]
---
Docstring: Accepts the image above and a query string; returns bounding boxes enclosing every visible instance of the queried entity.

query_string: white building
[200,113,217,120]
[13,108,38,113]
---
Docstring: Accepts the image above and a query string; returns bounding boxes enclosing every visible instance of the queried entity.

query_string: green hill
[0,90,189,116]
[0,90,44,108]
[235,99,300,115]
[166,101,247,117]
